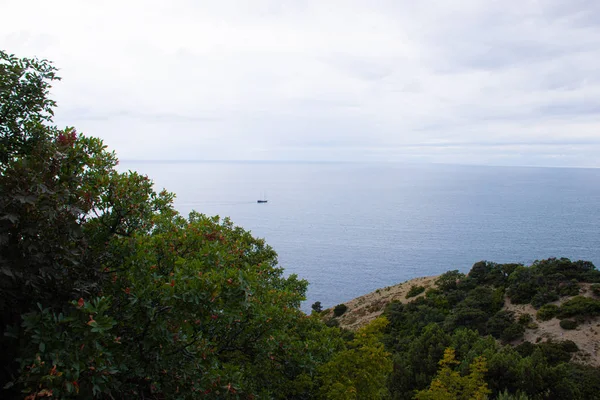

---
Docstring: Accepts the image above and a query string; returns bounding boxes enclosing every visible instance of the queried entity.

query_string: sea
[118,161,600,311]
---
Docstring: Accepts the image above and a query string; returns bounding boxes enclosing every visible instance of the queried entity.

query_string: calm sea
[119,161,600,310]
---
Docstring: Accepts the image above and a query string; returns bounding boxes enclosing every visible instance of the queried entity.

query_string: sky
[2,0,600,167]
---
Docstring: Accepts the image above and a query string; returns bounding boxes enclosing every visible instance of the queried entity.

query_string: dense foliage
[383,259,600,399]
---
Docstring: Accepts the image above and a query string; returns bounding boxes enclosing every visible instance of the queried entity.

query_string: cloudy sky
[2,0,600,166]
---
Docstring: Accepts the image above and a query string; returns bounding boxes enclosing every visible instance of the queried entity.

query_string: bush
[561,340,579,353]
[558,296,600,318]
[333,303,348,317]
[501,324,526,342]
[487,310,519,340]
[406,285,426,298]
[558,279,580,296]
[531,290,559,308]
[436,270,465,292]
[518,313,533,325]
[537,304,559,321]
[311,301,323,313]
[515,341,535,357]
[591,284,600,297]
[559,319,578,330]
[538,341,573,365]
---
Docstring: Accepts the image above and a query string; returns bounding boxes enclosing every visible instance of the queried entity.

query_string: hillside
[322,275,439,330]
[324,266,600,368]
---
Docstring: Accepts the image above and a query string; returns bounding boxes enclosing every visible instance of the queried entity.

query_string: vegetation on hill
[383,259,600,399]
[2,50,600,399]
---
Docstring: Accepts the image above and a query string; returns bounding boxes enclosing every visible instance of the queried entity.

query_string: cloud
[1,0,600,166]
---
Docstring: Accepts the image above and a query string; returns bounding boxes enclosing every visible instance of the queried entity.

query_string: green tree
[415,348,490,400]
[317,317,393,399]
[1,51,349,399]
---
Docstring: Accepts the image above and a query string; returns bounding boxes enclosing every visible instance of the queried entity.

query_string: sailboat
[257,191,268,203]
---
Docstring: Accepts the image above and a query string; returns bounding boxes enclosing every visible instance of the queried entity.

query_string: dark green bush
[515,341,535,357]
[560,340,579,353]
[559,319,578,330]
[558,280,580,296]
[558,296,600,318]
[518,313,533,325]
[333,303,348,317]
[591,284,600,297]
[311,301,323,313]
[406,285,426,298]
[436,270,465,292]
[538,341,573,365]
[531,290,559,308]
[537,304,559,321]
[487,310,524,341]
[501,323,526,342]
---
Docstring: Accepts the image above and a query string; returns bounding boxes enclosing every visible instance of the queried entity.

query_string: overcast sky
[2,0,600,166]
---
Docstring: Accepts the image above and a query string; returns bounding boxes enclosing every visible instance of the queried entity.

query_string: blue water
[119,161,600,310]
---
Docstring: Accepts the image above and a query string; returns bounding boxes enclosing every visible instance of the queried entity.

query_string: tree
[1,51,351,399]
[312,301,323,313]
[0,50,60,164]
[317,317,392,399]
[415,348,490,400]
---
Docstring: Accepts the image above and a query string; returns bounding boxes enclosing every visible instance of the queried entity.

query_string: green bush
[558,296,600,318]
[333,303,348,317]
[436,270,465,292]
[518,313,533,325]
[311,301,323,313]
[487,311,524,341]
[538,341,573,365]
[515,341,535,357]
[536,304,559,321]
[531,290,559,308]
[501,323,526,342]
[406,285,426,298]
[561,340,579,353]
[558,279,580,296]
[559,319,578,330]
[591,284,600,297]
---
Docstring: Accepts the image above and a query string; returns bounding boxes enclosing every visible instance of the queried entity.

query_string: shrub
[501,324,526,342]
[487,310,519,339]
[531,290,559,308]
[406,285,426,298]
[537,304,559,321]
[538,341,573,365]
[515,341,535,357]
[436,270,465,292]
[558,279,580,296]
[591,284,600,297]
[333,303,348,317]
[559,319,578,330]
[558,296,600,318]
[518,313,533,325]
[311,301,323,313]
[560,340,579,353]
